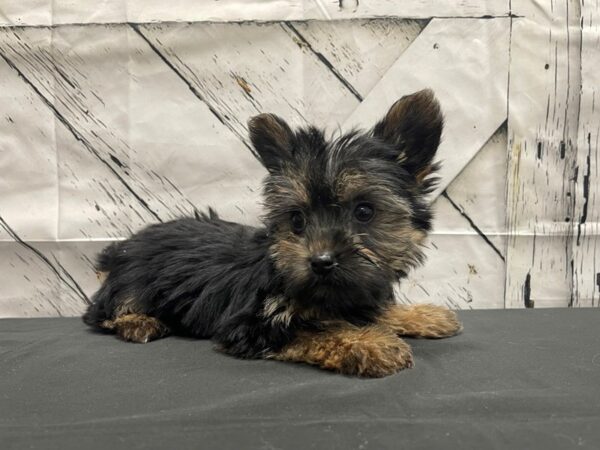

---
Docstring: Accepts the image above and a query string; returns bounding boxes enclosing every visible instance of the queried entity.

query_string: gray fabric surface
[1,309,599,449]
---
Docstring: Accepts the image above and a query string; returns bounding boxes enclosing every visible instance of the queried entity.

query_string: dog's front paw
[273,324,413,378]
[401,304,463,338]
[324,326,414,378]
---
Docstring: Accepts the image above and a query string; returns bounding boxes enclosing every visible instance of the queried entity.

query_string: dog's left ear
[372,89,443,182]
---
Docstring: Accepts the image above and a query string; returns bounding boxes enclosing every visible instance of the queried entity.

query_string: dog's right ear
[372,89,443,182]
[248,113,294,173]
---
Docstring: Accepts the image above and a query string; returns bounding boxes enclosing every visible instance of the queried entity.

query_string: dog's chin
[285,266,392,313]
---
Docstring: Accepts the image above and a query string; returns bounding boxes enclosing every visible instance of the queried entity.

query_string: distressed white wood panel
[0,241,63,317]
[0,25,265,241]
[343,18,510,199]
[56,240,109,307]
[0,233,88,318]
[444,125,508,255]
[0,0,510,27]
[290,19,425,99]
[309,0,509,20]
[126,26,266,225]
[0,45,58,241]
[0,26,158,239]
[506,2,581,308]
[399,126,507,309]
[396,197,506,310]
[137,21,359,141]
[573,0,600,307]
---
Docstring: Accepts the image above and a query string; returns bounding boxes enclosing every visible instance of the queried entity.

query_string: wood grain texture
[0,47,58,241]
[572,0,600,307]
[342,18,510,199]
[505,1,582,308]
[444,125,508,257]
[396,125,508,309]
[136,21,359,142]
[309,0,509,20]
[0,5,595,316]
[290,19,425,99]
[0,25,266,239]
[0,0,511,27]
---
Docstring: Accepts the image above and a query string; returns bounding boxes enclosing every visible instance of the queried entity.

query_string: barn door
[0,0,597,316]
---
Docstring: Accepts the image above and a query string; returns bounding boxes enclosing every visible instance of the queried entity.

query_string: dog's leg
[270,323,413,377]
[377,304,462,338]
[100,313,170,343]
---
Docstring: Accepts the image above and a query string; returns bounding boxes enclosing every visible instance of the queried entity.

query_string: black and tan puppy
[83,89,462,377]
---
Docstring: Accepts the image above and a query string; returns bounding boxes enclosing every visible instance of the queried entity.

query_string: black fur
[83,89,444,358]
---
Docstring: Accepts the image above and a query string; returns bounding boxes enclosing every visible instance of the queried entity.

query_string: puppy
[83,89,462,377]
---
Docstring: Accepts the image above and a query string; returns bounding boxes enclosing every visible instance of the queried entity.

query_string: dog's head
[248,90,443,319]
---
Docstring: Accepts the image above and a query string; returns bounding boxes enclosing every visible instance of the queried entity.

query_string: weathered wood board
[0,1,511,26]
[573,0,600,307]
[342,18,510,199]
[397,125,508,309]
[0,1,596,317]
[505,1,582,308]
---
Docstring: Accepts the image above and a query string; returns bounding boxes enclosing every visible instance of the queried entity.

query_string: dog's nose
[310,252,337,275]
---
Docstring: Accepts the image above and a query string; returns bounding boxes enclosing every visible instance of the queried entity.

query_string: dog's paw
[109,314,169,343]
[273,324,413,377]
[330,327,414,378]
[402,304,463,338]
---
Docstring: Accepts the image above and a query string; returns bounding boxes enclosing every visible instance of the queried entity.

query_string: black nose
[310,252,337,275]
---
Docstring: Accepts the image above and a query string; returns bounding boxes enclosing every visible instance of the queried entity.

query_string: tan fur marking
[262,295,295,327]
[415,164,433,184]
[96,271,108,283]
[372,227,428,273]
[335,170,372,202]
[113,297,141,317]
[377,304,463,338]
[262,296,322,326]
[259,114,292,149]
[271,323,413,378]
[281,167,310,206]
[354,244,383,268]
[108,313,170,343]
[270,237,312,284]
[335,170,413,218]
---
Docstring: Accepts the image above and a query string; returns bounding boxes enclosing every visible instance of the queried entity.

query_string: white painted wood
[505,1,581,308]
[0,46,58,241]
[0,6,595,316]
[444,125,508,255]
[343,18,510,199]
[0,0,510,27]
[291,19,425,99]
[137,21,359,142]
[572,0,600,307]
[396,196,506,310]
[0,237,87,317]
[308,0,510,20]
[0,25,266,241]
[399,125,508,309]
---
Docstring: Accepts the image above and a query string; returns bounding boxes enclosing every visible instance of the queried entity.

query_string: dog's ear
[372,89,443,181]
[248,113,294,173]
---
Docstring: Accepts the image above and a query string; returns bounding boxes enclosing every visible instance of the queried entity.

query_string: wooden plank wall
[573,0,600,306]
[0,0,597,316]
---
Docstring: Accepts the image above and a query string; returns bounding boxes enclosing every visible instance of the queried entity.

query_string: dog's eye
[290,211,306,234]
[354,203,375,223]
